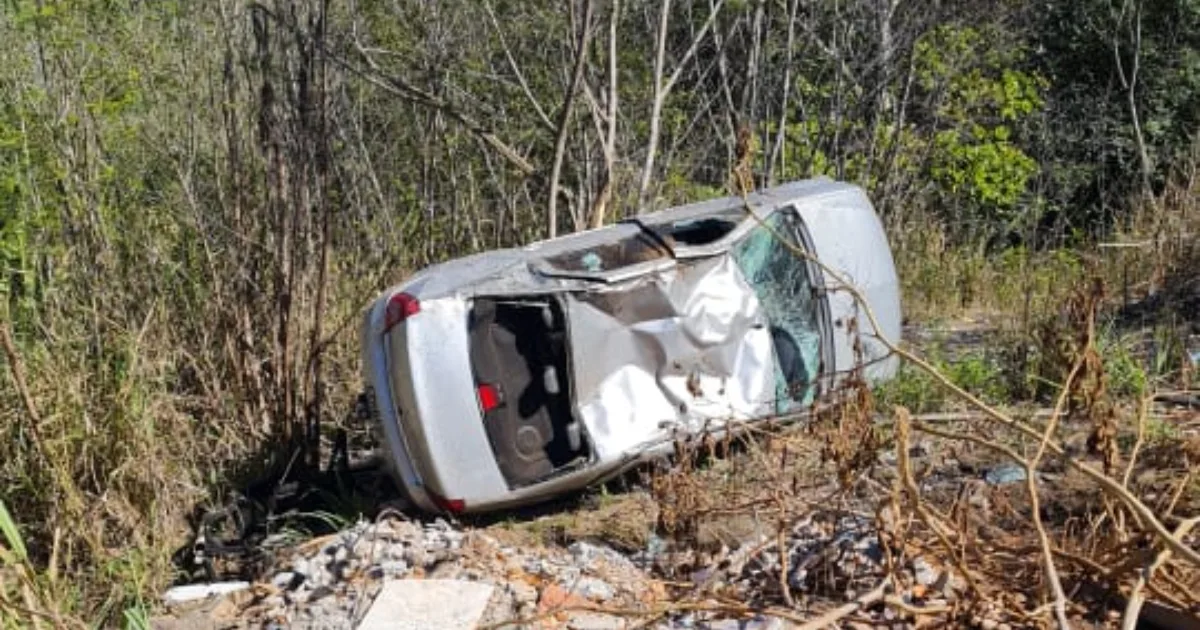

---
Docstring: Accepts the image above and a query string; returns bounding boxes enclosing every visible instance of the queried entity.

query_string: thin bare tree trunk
[548,0,596,238]
[709,3,740,172]
[766,0,800,184]
[1113,0,1154,198]
[589,0,621,229]
[638,0,725,210]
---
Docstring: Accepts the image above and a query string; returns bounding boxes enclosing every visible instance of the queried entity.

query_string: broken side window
[650,217,738,246]
[641,207,744,247]
[543,231,670,274]
[731,210,823,411]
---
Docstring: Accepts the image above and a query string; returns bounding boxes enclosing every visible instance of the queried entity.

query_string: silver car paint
[567,254,777,462]
[361,177,901,513]
[792,187,902,381]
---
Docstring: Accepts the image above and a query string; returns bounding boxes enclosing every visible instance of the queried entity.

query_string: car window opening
[653,217,738,246]
[468,296,590,488]
[544,231,670,274]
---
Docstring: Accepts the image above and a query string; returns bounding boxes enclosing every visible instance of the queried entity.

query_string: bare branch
[483,0,556,132]
[548,0,597,238]
[638,0,727,209]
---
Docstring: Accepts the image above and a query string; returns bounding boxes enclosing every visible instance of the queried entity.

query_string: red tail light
[428,491,466,514]
[383,292,420,332]
[477,383,501,413]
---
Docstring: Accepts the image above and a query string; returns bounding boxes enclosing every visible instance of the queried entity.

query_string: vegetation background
[0,0,1197,624]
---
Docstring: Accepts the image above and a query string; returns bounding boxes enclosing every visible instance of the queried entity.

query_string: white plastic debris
[162,581,251,604]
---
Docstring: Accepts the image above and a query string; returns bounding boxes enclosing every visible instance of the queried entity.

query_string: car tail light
[428,491,466,514]
[477,383,501,413]
[383,292,420,332]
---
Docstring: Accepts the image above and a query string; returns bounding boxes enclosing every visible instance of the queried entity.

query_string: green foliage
[914,25,1047,232]
[932,126,1039,209]
[876,352,1011,414]
[1036,0,1200,225]
[1099,334,1148,399]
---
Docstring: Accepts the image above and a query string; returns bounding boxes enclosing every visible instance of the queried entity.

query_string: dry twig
[1121,516,1200,630]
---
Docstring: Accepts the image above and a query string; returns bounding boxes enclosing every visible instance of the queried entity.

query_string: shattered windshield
[732,210,822,411]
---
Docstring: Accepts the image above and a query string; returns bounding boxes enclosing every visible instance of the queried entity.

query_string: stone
[538,583,592,613]
[984,463,1027,486]
[292,557,312,576]
[508,579,539,605]
[304,585,335,602]
[356,579,495,630]
[569,541,628,569]
[571,577,616,601]
[567,611,626,630]
[911,557,938,586]
[379,559,409,577]
[702,617,787,630]
[271,571,305,591]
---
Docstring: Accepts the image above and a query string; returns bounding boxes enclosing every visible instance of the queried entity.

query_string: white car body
[360,178,901,514]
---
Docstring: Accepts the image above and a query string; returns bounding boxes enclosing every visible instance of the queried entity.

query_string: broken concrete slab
[355,579,495,630]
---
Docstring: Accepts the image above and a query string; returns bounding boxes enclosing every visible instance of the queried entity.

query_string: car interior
[468,296,590,488]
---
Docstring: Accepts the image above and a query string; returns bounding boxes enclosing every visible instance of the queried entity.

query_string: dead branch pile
[642,268,1200,628]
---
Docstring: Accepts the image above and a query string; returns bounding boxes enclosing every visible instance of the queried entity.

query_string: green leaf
[0,499,28,562]
[124,604,151,630]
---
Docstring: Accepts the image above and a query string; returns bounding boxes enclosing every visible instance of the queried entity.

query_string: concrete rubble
[154,508,987,630]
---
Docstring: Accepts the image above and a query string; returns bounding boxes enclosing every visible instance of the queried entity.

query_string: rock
[508,579,539,605]
[702,616,788,630]
[911,557,938,586]
[292,557,312,576]
[567,611,626,629]
[271,571,305,591]
[307,585,336,602]
[379,559,409,577]
[571,576,616,601]
[984,463,1027,486]
[569,541,630,569]
[403,547,432,567]
[539,583,592,613]
[523,557,547,575]
[356,579,495,630]
[477,586,519,628]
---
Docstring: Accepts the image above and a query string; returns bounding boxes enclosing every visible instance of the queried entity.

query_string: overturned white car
[360,178,901,514]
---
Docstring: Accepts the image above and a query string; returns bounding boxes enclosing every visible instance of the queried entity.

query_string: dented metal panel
[566,255,776,460]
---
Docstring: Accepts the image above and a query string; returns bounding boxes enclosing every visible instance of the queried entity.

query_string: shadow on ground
[169,411,659,586]
[171,399,409,586]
